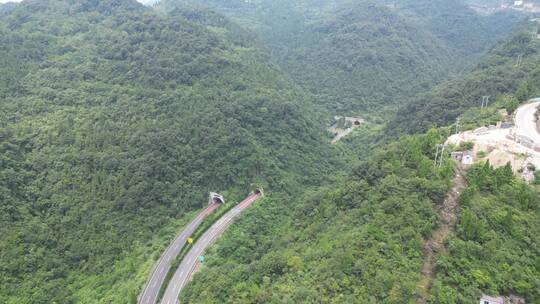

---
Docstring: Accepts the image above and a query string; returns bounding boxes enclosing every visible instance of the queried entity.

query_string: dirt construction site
[446,99,540,181]
[447,129,539,180]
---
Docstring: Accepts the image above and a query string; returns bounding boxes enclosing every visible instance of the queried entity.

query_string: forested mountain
[160,0,523,114]
[0,0,341,302]
[380,0,525,56]
[1,1,538,304]
[388,27,540,134]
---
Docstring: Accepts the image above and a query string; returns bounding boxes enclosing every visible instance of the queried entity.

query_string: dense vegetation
[1,1,538,303]
[0,1,341,302]
[389,28,540,134]
[382,0,525,57]
[161,0,523,115]
[181,131,455,303]
[430,162,539,303]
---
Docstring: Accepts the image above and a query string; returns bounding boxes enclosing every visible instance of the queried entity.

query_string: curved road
[138,203,220,304]
[514,99,540,143]
[160,192,262,304]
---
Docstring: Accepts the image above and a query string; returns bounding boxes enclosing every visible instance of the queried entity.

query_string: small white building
[514,1,524,7]
[462,151,474,165]
[451,151,474,165]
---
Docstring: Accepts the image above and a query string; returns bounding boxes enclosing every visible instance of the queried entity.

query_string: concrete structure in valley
[328,116,364,144]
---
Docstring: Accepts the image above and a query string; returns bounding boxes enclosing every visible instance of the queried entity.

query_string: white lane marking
[160,195,260,303]
[142,206,217,303]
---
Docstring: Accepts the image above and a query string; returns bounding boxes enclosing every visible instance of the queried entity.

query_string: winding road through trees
[160,192,262,304]
[138,203,220,304]
[514,99,540,144]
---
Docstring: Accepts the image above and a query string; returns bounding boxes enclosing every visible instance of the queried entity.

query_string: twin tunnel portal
[139,189,264,304]
[209,188,263,205]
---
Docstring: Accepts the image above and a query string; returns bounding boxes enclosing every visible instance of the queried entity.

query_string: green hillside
[180,148,539,303]
[181,130,456,303]
[0,1,341,302]
[160,0,523,115]
[430,163,539,303]
[381,0,524,55]
[388,28,540,134]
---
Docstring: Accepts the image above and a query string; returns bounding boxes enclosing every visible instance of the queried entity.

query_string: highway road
[159,192,262,304]
[515,99,540,144]
[138,203,220,304]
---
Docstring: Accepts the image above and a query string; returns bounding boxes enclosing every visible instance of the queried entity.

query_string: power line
[516,54,523,67]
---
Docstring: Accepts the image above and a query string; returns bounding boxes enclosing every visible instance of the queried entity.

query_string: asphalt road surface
[138,203,220,304]
[515,99,540,144]
[160,193,262,304]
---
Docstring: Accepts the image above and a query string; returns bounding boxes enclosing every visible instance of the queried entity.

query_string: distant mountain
[0,2,17,13]
[387,28,540,135]
[381,0,525,55]
[139,0,160,5]
[160,0,524,115]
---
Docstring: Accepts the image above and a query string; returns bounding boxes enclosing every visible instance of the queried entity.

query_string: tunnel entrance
[209,192,225,205]
[212,197,224,204]
[354,120,360,126]
[254,188,264,196]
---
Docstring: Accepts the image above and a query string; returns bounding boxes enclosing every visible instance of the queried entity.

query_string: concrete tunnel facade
[209,192,225,205]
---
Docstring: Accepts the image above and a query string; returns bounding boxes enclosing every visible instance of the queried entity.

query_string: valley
[0,0,538,304]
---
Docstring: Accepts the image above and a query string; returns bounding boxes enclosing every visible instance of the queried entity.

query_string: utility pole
[481,96,490,109]
[455,117,461,134]
[434,144,441,167]
[516,54,523,67]
[438,145,445,167]
[434,144,446,167]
